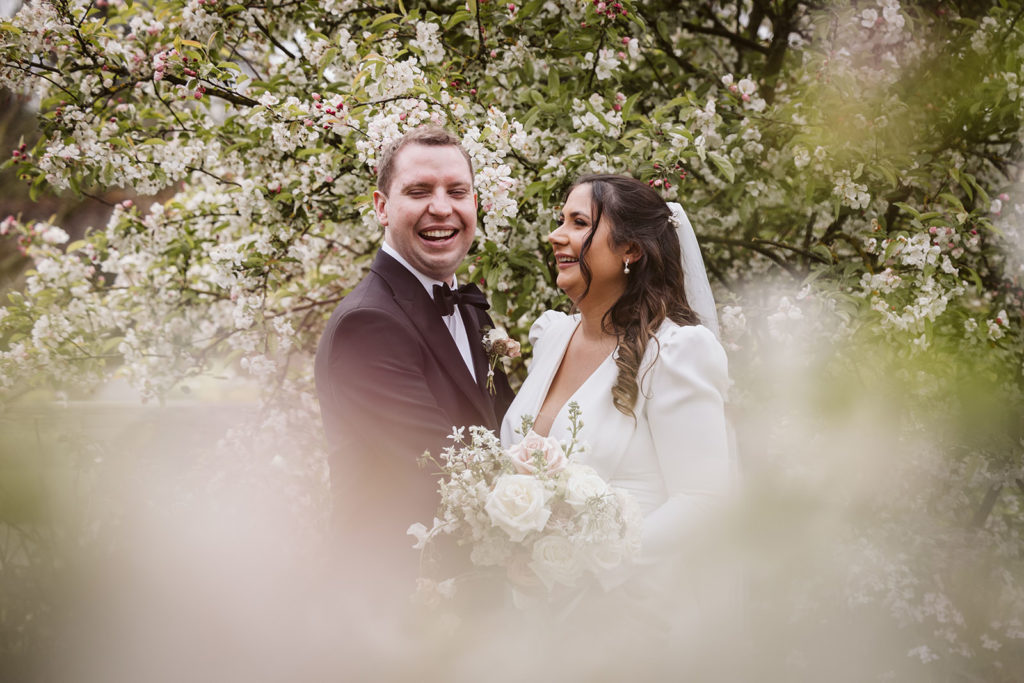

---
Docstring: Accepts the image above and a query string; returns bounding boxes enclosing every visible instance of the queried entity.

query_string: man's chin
[414,257,462,283]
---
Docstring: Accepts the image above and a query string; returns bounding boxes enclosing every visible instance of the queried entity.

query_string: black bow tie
[432,282,489,317]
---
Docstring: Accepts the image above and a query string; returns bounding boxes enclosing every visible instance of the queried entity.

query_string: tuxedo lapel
[460,303,498,427]
[370,252,493,425]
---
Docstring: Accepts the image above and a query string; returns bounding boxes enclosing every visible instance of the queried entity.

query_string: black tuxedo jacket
[314,250,514,580]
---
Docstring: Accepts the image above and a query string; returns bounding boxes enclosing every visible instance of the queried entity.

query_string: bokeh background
[1,0,1022,680]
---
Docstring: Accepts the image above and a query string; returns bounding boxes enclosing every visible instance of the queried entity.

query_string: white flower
[528,534,582,589]
[593,49,620,80]
[469,533,513,566]
[793,146,810,169]
[39,224,69,245]
[860,9,878,28]
[411,21,444,64]
[907,645,938,664]
[981,634,1002,651]
[832,170,871,210]
[407,521,432,550]
[484,474,552,542]
[737,77,757,96]
[987,310,1008,341]
[580,539,625,575]
[882,4,905,29]
[563,463,611,511]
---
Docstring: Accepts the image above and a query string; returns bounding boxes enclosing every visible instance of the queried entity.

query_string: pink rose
[507,431,567,475]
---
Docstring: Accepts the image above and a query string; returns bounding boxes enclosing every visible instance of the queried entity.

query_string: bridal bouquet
[408,404,641,598]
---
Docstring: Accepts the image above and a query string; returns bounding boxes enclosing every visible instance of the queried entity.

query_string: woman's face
[548,183,630,305]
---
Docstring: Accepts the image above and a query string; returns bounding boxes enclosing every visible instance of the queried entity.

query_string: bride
[499,174,732,617]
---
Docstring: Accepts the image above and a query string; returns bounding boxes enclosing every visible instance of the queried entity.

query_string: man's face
[373,143,477,283]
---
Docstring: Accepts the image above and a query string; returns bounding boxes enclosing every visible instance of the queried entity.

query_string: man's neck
[380,242,455,291]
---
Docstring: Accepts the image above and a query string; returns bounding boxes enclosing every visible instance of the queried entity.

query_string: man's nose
[428,191,453,216]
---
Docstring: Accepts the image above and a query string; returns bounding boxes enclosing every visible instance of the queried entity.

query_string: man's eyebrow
[400,180,472,191]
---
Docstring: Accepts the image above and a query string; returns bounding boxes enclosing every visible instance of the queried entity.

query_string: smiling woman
[549,182,635,311]
[501,174,729,632]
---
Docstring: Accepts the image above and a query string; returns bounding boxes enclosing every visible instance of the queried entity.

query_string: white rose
[529,534,583,589]
[580,540,625,575]
[506,431,567,475]
[563,463,610,511]
[484,474,552,542]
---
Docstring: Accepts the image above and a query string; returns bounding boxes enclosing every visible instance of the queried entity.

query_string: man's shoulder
[323,270,406,337]
[333,268,393,314]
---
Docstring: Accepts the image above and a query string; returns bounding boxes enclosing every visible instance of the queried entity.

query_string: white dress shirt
[381,242,477,381]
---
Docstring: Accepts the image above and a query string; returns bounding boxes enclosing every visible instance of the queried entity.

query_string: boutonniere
[481,327,521,395]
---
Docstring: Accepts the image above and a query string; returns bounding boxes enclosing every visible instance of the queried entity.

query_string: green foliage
[1,0,1024,675]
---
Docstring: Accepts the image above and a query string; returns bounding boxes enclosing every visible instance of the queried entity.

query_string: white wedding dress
[499,310,733,624]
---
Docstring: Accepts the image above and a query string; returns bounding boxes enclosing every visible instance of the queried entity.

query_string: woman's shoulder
[656,319,722,347]
[528,309,576,346]
[650,321,730,391]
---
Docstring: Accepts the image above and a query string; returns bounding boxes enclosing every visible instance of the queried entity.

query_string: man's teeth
[421,229,456,239]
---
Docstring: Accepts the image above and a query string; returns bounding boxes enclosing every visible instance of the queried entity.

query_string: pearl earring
[623,258,631,274]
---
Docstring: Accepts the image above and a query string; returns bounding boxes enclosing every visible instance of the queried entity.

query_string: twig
[971,484,1002,528]
[254,17,297,59]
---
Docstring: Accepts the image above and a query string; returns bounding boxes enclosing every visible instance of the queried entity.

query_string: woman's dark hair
[567,173,701,417]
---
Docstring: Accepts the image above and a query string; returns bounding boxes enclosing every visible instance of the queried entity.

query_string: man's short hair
[375,125,474,195]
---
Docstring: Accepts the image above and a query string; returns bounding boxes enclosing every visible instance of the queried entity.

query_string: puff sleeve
[528,310,569,349]
[639,324,732,563]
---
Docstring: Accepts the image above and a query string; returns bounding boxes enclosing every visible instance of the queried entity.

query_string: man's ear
[372,190,388,226]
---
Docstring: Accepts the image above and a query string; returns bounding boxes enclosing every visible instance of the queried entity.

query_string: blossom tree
[1,0,1023,678]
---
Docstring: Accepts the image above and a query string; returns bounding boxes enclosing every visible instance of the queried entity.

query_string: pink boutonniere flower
[482,327,520,394]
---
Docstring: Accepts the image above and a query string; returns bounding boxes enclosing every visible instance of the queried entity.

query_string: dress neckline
[531,318,617,437]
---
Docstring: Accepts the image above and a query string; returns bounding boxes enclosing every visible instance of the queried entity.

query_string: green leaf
[811,244,835,264]
[893,202,919,219]
[446,9,474,30]
[547,68,560,98]
[876,164,898,188]
[369,12,401,30]
[707,151,735,184]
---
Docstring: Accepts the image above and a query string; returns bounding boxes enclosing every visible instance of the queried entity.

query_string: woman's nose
[547,223,567,244]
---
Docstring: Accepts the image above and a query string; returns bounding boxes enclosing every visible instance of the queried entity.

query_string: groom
[315,126,514,590]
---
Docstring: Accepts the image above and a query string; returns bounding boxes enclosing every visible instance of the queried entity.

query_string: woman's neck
[575,291,620,342]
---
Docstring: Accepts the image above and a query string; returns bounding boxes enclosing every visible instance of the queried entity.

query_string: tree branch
[700,235,806,278]
[254,17,297,59]
[161,73,260,108]
[679,20,768,55]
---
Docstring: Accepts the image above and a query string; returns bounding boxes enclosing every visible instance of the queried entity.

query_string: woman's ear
[624,242,644,263]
